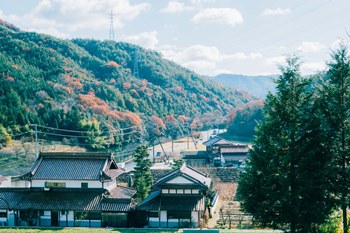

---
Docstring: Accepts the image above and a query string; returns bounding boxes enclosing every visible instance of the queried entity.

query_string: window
[162,189,169,194]
[45,182,66,188]
[149,211,159,218]
[184,189,191,194]
[177,189,184,194]
[192,189,199,194]
[81,182,88,188]
[169,189,176,194]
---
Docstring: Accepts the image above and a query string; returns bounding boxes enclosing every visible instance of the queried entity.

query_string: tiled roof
[220,146,249,154]
[0,188,102,210]
[181,151,209,160]
[0,187,133,212]
[101,199,131,212]
[203,136,222,147]
[33,158,106,180]
[107,186,135,199]
[153,164,211,189]
[24,152,124,181]
[156,183,201,189]
[137,192,205,211]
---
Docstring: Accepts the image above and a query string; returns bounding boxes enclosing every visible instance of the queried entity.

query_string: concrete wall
[31,180,102,188]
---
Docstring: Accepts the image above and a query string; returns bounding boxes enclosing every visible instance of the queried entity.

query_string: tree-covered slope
[212,74,276,98]
[0,21,254,148]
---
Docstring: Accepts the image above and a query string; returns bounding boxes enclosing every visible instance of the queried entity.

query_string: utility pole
[29,124,39,158]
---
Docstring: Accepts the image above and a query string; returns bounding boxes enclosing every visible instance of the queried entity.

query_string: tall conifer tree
[318,45,350,233]
[238,56,333,232]
[133,145,153,201]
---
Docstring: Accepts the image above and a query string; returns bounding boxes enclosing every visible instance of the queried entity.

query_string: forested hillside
[212,74,276,98]
[0,20,254,149]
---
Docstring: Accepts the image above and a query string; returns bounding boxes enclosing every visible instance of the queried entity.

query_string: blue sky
[1,0,350,76]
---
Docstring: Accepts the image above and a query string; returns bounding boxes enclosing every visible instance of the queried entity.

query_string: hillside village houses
[0,150,220,228]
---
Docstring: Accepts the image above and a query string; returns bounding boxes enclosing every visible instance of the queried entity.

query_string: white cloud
[123,31,159,49]
[1,0,151,38]
[160,0,190,13]
[301,62,325,74]
[192,8,243,27]
[297,41,326,53]
[161,44,262,75]
[261,8,291,16]
[265,56,286,66]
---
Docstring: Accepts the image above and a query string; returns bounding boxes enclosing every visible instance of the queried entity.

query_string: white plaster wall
[160,211,167,222]
[0,176,11,187]
[11,180,30,188]
[166,176,193,184]
[31,180,102,188]
[191,211,198,223]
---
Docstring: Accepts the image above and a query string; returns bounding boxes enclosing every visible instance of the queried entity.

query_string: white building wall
[191,211,199,227]
[31,180,102,188]
[159,210,167,227]
[11,180,30,188]
[0,176,11,187]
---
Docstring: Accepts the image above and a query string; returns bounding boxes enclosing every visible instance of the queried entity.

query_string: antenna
[109,11,116,41]
[133,49,139,78]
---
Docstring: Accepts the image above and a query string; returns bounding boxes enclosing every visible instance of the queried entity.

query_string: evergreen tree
[318,45,350,233]
[238,56,333,232]
[133,145,153,201]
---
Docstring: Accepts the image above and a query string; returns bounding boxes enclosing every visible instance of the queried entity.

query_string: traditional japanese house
[203,136,249,166]
[137,164,212,228]
[0,152,135,227]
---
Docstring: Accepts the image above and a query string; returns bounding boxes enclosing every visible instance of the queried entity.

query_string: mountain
[212,74,276,98]
[0,21,255,149]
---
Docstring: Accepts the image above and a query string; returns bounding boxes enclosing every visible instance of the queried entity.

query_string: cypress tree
[318,45,350,233]
[133,145,153,201]
[238,56,333,232]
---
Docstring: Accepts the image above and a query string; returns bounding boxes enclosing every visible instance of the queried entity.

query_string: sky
[1,0,350,76]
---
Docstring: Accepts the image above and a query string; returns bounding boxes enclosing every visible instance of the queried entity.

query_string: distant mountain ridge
[212,74,276,98]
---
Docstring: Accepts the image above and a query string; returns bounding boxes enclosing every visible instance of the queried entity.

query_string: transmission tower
[109,11,116,41]
[133,49,140,78]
